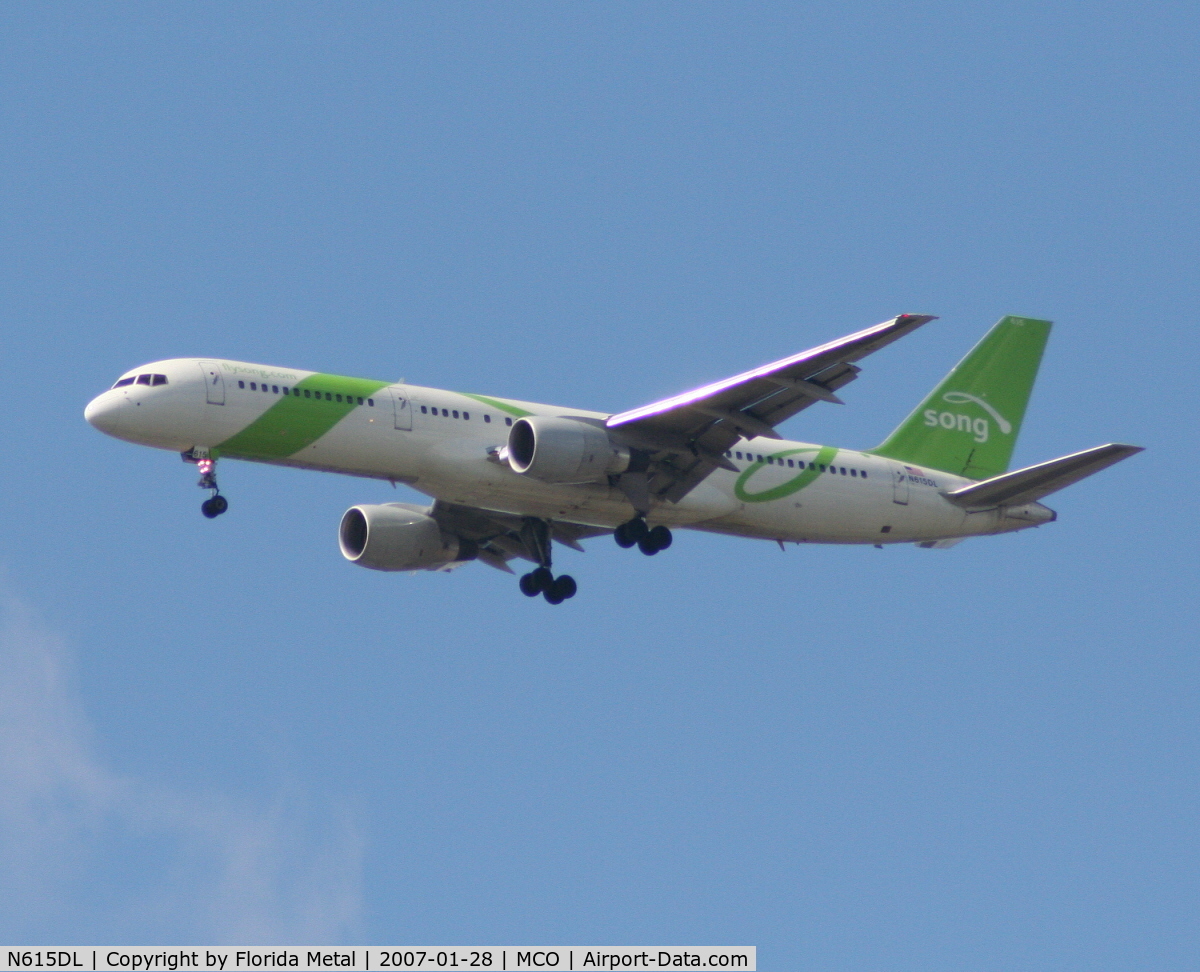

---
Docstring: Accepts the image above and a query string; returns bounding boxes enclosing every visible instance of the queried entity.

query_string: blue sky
[2,2,1197,966]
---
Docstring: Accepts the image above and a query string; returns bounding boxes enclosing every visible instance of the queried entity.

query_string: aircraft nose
[84,392,126,436]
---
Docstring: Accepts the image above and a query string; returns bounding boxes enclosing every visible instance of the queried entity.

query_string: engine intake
[507,416,629,484]
[339,503,475,571]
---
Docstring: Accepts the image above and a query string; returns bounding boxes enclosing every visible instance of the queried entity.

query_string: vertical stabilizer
[870,316,1052,479]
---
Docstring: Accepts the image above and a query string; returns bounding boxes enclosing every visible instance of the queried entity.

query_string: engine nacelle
[507,415,629,484]
[339,503,475,571]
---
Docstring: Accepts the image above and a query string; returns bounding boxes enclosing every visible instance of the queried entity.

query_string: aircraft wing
[942,443,1144,509]
[605,314,936,504]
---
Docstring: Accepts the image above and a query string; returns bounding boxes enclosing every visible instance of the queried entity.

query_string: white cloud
[0,595,364,943]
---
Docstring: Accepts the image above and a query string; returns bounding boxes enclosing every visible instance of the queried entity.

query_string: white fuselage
[84,358,1053,546]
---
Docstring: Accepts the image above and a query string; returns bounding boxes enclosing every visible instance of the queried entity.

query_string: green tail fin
[870,315,1052,479]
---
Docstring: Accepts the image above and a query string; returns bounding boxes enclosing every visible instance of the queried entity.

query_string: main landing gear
[195,457,228,519]
[614,517,672,556]
[516,517,577,604]
[519,567,578,604]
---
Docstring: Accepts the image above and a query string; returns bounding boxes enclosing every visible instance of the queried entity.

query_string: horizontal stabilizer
[943,443,1143,509]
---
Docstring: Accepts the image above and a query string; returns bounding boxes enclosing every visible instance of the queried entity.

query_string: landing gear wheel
[543,588,565,605]
[551,575,577,600]
[637,525,671,555]
[615,517,648,548]
[201,495,228,518]
[531,566,554,592]
[519,573,541,597]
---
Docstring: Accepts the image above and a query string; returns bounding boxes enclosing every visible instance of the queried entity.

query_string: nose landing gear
[192,455,228,518]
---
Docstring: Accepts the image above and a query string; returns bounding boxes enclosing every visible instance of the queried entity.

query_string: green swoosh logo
[734,445,840,503]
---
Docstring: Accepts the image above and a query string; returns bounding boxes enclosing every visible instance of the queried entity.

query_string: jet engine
[507,415,630,484]
[339,503,476,571]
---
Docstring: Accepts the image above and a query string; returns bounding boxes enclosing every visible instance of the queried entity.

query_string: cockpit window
[152,374,168,385]
[113,377,135,388]
[136,374,152,385]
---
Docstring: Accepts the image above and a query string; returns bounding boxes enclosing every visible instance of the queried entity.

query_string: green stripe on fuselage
[215,374,391,459]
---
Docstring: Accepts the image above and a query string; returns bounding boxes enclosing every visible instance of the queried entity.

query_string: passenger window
[113,377,135,388]
[442,408,449,416]
[861,471,867,479]
[152,374,168,386]
[250,382,257,390]
[819,464,826,471]
[136,374,152,385]
[272,385,279,394]
[326,393,332,401]
[452,410,459,419]
[367,399,374,406]
[484,414,491,423]
[303,389,311,398]
[421,405,427,413]
[282,387,289,395]
[797,461,805,469]
[336,394,343,403]
[840,467,846,475]
[787,459,794,467]
[263,384,269,392]
[505,417,513,426]
[357,397,363,405]
[757,455,763,462]
[238,381,245,389]
[463,412,469,420]
[735,452,743,459]
[293,388,299,396]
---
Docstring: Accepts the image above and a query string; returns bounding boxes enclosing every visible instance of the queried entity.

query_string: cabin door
[890,462,910,505]
[198,361,225,405]
[391,387,413,430]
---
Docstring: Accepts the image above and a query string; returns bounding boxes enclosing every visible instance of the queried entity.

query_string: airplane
[84,314,1141,603]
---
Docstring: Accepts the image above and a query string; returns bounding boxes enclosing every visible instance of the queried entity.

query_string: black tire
[638,537,659,556]
[552,575,577,600]
[647,525,672,550]
[532,566,554,592]
[626,517,649,542]
[210,494,228,515]
[614,523,637,548]
[519,573,541,597]
[201,498,220,519]
[543,589,565,605]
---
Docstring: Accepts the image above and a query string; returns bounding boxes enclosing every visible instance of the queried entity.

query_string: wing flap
[942,443,1143,509]
[428,500,610,566]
